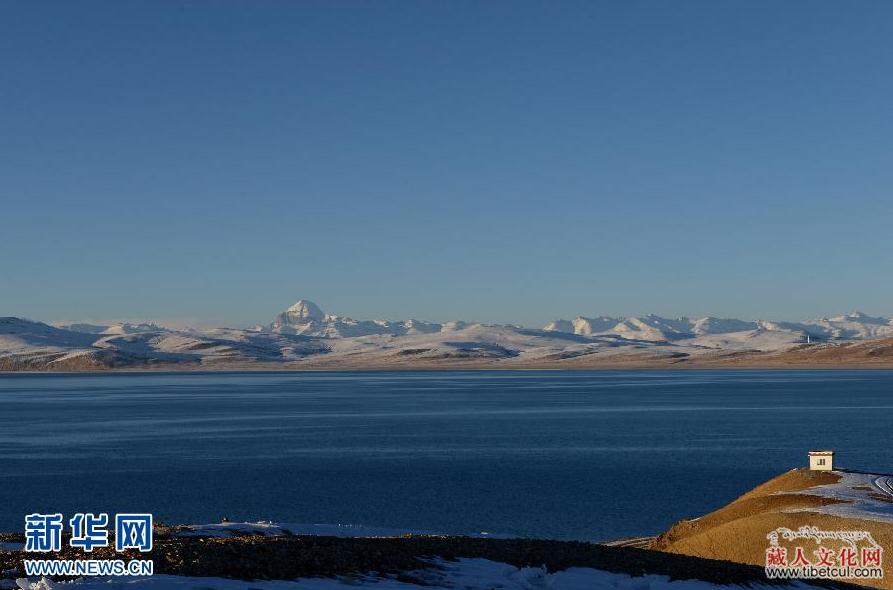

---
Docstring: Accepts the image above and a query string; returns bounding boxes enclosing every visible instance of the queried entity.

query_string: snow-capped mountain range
[270,300,444,337]
[544,311,893,342]
[2,300,893,371]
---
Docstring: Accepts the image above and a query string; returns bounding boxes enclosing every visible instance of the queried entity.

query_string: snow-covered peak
[271,300,327,333]
[286,300,325,321]
[269,301,446,338]
[543,319,574,333]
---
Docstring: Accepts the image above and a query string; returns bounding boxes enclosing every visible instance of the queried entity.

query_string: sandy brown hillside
[496,337,893,369]
[652,468,893,589]
[696,338,893,368]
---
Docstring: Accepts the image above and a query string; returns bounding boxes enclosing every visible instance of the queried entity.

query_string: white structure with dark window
[809,450,834,471]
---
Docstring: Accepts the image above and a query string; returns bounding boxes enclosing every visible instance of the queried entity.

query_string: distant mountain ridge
[2,300,893,371]
[270,299,447,338]
[543,311,893,342]
[58,321,168,335]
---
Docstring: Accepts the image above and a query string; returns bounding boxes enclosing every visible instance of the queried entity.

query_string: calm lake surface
[2,370,893,540]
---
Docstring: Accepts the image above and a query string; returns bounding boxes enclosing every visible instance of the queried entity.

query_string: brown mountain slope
[651,468,893,589]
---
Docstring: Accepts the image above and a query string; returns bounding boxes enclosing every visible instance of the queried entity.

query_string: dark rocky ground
[0,527,867,588]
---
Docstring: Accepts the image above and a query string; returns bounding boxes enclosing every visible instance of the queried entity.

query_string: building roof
[809,450,835,455]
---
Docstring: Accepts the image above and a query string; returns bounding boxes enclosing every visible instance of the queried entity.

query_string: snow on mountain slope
[400,318,444,335]
[3,301,893,370]
[322,323,527,361]
[272,299,326,327]
[752,313,893,341]
[0,318,98,350]
[101,322,167,335]
[690,316,759,335]
[545,315,759,340]
[56,321,169,335]
[572,316,619,335]
[0,318,167,370]
[801,311,893,340]
[93,330,329,363]
[613,315,694,341]
[52,322,108,334]
[0,316,331,368]
[270,300,443,338]
[317,322,664,366]
[681,329,803,351]
[157,329,329,361]
[545,311,893,345]
[543,319,574,333]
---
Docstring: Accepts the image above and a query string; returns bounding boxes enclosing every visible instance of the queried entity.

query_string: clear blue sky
[3,1,892,327]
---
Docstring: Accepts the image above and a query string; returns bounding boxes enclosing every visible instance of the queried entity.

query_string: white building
[809,450,834,471]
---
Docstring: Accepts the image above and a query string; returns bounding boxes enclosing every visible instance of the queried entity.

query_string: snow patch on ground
[787,471,893,523]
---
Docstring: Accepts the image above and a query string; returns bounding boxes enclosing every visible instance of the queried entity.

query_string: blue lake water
[1,370,893,541]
